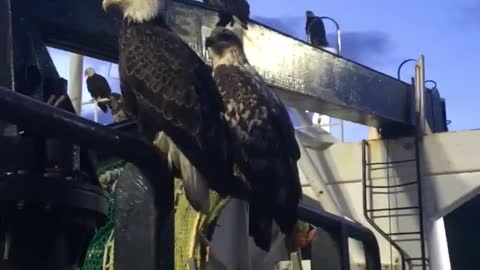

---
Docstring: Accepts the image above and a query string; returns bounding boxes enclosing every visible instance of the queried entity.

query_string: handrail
[298,202,382,270]
[397,58,416,81]
[425,80,437,89]
[0,86,173,270]
[0,87,382,270]
[0,86,164,170]
[318,16,342,54]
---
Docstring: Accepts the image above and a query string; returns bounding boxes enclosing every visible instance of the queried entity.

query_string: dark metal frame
[0,87,382,269]
[0,86,173,270]
[299,203,381,270]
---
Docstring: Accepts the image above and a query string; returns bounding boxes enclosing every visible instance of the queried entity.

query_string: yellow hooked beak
[102,0,121,11]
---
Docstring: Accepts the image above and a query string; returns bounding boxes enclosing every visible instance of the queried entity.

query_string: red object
[293,228,317,249]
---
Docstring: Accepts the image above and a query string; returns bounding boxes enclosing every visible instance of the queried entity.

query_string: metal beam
[0,0,13,90]
[12,0,419,131]
[0,0,15,135]
[0,86,166,170]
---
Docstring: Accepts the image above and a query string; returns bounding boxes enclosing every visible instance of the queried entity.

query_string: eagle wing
[214,65,299,161]
[86,74,112,98]
[119,21,231,194]
[97,74,112,97]
[213,65,301,250]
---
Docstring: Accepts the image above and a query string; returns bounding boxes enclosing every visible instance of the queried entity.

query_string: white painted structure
[68,53,84,115]
[208,121,480,269]
[307,130,480,268]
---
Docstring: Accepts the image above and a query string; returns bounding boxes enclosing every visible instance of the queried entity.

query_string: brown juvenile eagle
[205,27,302,251]
[102,0,238,213]
[203,0,250,29]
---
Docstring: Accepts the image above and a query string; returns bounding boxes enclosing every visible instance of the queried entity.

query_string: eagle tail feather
[249,195,273,252]
[234,16,248,30]
[98,102,109,113]
[153,132,210,214]
[179,152,210,214]
[272,159,302,237]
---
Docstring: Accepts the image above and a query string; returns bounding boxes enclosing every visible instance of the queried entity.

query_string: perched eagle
[84,68,112,113]
[103,0,240,213]
[203,0,250,29]
[305,11,329,47]
[205,27,302,251]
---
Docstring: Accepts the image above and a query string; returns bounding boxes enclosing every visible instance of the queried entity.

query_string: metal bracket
[290,250,304,270]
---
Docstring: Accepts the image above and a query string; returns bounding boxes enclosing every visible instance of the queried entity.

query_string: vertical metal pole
[339,119,344,142]
[68,54,83,115]
[414,139,427,270]
[336,29,342,54]
[428,218,451,270]
[0,0,15,135]
[68,54,83,172]
[339,224,350,270]
[415,55,426,137]
[94,101,99,123]
[0,0,14,90]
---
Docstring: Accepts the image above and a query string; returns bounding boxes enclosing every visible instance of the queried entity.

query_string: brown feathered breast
[118,18,233,195]
[212,64,302,251]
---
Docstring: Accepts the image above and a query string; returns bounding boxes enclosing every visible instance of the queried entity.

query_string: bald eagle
[102,0,238,213]
[203,0,250,29]
[305,11,329,47]
[84,68,112,113]
[205,27,302,251]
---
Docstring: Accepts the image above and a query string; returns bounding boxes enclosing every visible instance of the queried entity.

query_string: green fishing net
[81,195,115,270]
[81,161,230,270]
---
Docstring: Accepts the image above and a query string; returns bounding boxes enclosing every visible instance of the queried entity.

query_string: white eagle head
[205,27,249,68]
[84,67,96,78]
[102,0,168,23]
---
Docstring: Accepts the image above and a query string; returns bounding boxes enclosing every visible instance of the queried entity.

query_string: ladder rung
[365,159,416,166]
[366,181,418,189]
[407,258,428,261]
[366,206,419,212]
[372,213,418,219]
[393,238,421,242]
[387,231,421,236]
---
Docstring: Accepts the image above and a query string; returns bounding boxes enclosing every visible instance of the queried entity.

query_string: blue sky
[49,0,479,140]
[249,0,480,133]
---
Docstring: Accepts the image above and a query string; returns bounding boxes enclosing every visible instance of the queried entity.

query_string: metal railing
[299,203,381,270]
[0,86,173,270]
[0,87,382,270]
[81,97,111,123]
